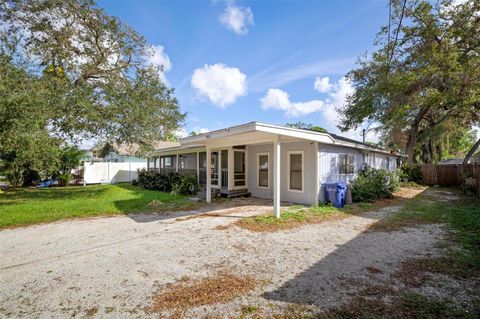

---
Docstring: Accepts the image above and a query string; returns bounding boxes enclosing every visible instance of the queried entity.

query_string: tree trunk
[463,137,480,164]
[406,106,432,166]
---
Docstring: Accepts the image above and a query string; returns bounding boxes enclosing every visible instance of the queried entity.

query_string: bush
[398,162,422,183]
[136,169,199,195]
[352,166,399,202]
[171,174,200,195]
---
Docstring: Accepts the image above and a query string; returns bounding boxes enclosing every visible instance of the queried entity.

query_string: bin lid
[336,182,347,189]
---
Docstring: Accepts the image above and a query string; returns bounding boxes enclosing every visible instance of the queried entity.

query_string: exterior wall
[317,143,398,202]
[247,140,316,205]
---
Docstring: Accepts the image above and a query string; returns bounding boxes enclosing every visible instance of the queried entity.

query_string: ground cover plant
[0,183,199,228]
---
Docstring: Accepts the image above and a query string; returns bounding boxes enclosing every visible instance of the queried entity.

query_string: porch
[147,147,250,198]
[148,122,335,217]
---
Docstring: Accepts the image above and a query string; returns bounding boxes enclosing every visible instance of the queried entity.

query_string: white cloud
[175,128,189,138]
[219,4,254,35]
[260,88,324,117]
[314,76,333,93]
[198,127,210,134]
[145,45,172,83]
[317,77,380,142]
[191,63,247,108]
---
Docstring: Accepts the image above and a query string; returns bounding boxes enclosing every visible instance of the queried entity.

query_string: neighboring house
[91,142,180,163]
[148,122,401,216]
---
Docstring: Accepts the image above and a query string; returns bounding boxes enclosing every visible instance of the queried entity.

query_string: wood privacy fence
[421,164,480,198]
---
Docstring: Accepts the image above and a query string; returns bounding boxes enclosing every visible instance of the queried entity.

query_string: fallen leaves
[148,272,258,313]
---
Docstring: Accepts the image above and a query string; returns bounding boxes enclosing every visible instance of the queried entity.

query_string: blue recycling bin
[324,183,337,204]
[335,182,347,208]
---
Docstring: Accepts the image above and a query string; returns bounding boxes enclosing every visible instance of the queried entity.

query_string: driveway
[0,194,450,318]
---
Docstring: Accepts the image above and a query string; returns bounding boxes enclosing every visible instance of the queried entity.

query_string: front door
[233,150,246,189]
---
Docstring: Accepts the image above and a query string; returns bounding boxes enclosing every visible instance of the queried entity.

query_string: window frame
[287,150,304,193]
[338,153,355,175]
[256,152,270,189]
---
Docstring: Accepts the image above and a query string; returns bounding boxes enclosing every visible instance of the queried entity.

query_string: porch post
[273,137,281,218]
[196,152,200,182]
[228,147,234,190]
[206,149,212,203]
[218,150,222,189]
[176,154,179,173]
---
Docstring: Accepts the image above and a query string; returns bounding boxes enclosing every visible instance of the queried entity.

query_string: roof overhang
[152,122,402,157]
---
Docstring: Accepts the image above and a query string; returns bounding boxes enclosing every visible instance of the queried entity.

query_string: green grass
[0,184,196,228]
[372,188,480,276]
[236,204,350,231]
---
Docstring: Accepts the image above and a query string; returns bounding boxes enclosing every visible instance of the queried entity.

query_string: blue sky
[98,0,390,141]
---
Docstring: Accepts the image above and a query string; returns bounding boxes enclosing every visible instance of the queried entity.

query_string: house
[147,122,401,217]
[91,142,180,163]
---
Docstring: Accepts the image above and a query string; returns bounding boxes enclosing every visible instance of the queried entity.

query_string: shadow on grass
[113,184,275,223]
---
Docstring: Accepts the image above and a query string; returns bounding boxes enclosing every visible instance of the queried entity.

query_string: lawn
[0,184,199,228]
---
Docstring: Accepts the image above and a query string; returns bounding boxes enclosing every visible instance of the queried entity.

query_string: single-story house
[148,122,401,217]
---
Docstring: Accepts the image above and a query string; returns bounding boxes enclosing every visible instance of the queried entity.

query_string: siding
[317,143,398,202]
[247,140,316,205]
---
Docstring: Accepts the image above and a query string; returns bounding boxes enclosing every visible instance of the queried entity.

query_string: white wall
[317,143,398,202]
[247,140,316,205]
[83,162,147,184]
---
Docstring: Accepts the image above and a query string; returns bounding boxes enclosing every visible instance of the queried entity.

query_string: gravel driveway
[0,195,446,318]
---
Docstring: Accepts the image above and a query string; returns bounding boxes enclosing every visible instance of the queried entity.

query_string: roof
[153,122,401,157]
[111,141,180,156]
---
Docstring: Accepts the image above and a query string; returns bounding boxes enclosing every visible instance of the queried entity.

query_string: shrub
[398,162,422,183]
[136,169,199,195]
[352,166,399,202]
[171,174,200,196]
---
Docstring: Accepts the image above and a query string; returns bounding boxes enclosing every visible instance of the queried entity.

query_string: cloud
[145,45,172,83]
[317,77,380,142]
[249,57,355,92]
[314,76,333,93]
[175,128,189,138]
[260,88,324,117]
[191,63,247,108]
[219,4,254,35]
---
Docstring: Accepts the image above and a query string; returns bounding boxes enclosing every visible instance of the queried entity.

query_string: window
[288,151,303,192]
[257,153,269,188]
[339,154,355,174]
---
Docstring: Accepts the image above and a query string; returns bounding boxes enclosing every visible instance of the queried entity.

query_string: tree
[339,0,480,165]
[0,0,185,185]
[55,146,85,186]
[286,122,328,133]
[0,0,185,149]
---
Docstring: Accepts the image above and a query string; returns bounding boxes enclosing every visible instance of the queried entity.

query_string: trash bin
[335,182,347,208]
[324,183,337,204]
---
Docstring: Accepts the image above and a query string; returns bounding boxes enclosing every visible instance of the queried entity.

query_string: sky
[97,0,392,142]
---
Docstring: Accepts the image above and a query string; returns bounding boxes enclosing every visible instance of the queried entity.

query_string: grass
[371,187,480,281]
[0,183,200,228]
[235,204,351,232]
[319,292,477,319]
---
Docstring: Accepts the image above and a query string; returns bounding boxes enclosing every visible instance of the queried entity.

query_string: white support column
[313,142,319,205]
[228,147,234,190]
[273,137,281,218]
[206,149,211,203]
[196,152,200,182]
[218,150,222,190]
[176,154,179,173]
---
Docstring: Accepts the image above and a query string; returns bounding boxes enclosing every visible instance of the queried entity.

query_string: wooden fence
[421,164,480,198]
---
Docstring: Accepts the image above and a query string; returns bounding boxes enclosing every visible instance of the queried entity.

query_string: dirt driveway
[0,190,474,318]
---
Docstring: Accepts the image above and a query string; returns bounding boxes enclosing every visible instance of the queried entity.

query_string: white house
[148,122,401,217]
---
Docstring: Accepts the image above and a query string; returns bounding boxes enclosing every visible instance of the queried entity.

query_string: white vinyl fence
[83,162,147,184]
